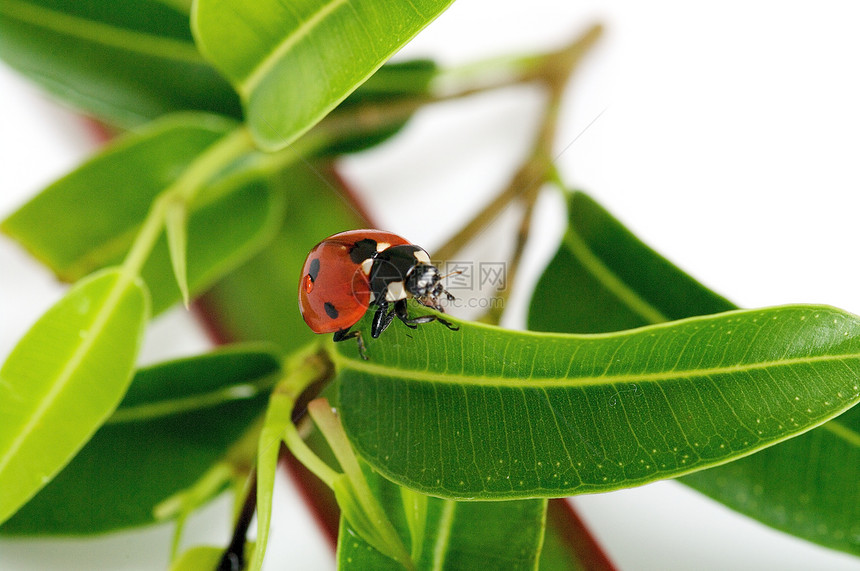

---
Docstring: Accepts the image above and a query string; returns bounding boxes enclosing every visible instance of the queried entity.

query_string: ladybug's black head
[406,264,454,311]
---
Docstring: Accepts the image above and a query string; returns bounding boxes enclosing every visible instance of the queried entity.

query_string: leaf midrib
[107,372,277,424]
[1,0,203,63]
[338,351,860,390]
[430,500,456,571]
[0,272,138,476]
[239,0,349,95]
[562,225,668,324]
[820,419,860,447]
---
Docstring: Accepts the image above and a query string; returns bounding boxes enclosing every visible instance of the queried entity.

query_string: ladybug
[299,230,458,358]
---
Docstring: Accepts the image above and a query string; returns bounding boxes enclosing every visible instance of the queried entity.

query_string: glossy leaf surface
[0,0,241,125]
[336,460,547,570]
[528,191,860,555]
[0,269,148,525]
[337,304,860,500]
[1,346,279,534]
[193,0,454,149]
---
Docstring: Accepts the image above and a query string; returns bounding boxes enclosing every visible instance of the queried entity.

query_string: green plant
[1,2,858,570]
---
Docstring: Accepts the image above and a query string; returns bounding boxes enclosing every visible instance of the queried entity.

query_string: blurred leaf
[199,162,364,352]
[325,59,439,155]
[247,386,292,571]
[165,200,190,306]
[528,192,733,334]
[1,113,285,315]
[169,546,223,571]
[1,113,236,281]
[345,59,437,103]
[527,191,860,556]
[1,346,279,534]
[169,543,254,571]
[0,0,241,125]
[192,0,454,150]
[399,487,428,563]
[337,304,860,499]
[336,459,547,570]
[538,501,587,571]
[0,268,149,526]
[683,409,860,555]
[142,176,285,315]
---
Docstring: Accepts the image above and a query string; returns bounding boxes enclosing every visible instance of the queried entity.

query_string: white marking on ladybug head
[361,258,373,275]
[376,241,391,252]
[385,280,408,302]
[413,249,431,264]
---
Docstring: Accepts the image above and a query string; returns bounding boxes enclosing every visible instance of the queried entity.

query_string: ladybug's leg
[396,299,460,331]
[371,302,396,338]
[434,315,459,331]
[332,328,354,342]
[393,299,419,329]
[333,328,367,360]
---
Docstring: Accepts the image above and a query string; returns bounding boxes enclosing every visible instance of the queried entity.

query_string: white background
[2,1,860,569]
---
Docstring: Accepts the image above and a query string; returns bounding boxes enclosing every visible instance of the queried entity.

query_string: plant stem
[282,420,339,489]
[430,24,603,325]
[433,24,602,265]
[308,398,415,570]
[217,469,257,571]
[431,51,546,96]
[274,345,339,486]
[244,343,335,571]
[120,126,255,282]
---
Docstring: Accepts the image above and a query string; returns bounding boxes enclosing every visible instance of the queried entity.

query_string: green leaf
[346,59,438,103]
[168,546,223,571]
[528,192,734,334]
[1,113,285,315]
[169,544,254,571]
[538,500,591,571]
[682,411,860,555]
[192,0,454,150]
[0,346,279,534]
[527,191,860,556]
[336,459,547,570]
[199,162,364,352]
[165,200,190,307]
[399,487,428,562]
[1,113,236,282]
[337,303,860,500]
[142,175,285,315]
[0,268,149,526]
[248,385,293,571]
[324,59,439,155]
[0,0,241,126]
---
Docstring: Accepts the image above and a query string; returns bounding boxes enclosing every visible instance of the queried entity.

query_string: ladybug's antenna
[438,269,463,281]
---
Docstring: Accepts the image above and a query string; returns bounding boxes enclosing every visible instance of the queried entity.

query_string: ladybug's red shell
[299,230,410,333]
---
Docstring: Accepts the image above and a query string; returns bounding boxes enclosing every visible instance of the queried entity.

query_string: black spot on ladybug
[348,239,378,264]
[307,258,321,282]
[324,302,339,320]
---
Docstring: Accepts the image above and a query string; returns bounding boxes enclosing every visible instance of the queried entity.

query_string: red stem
[547,498,618,571]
